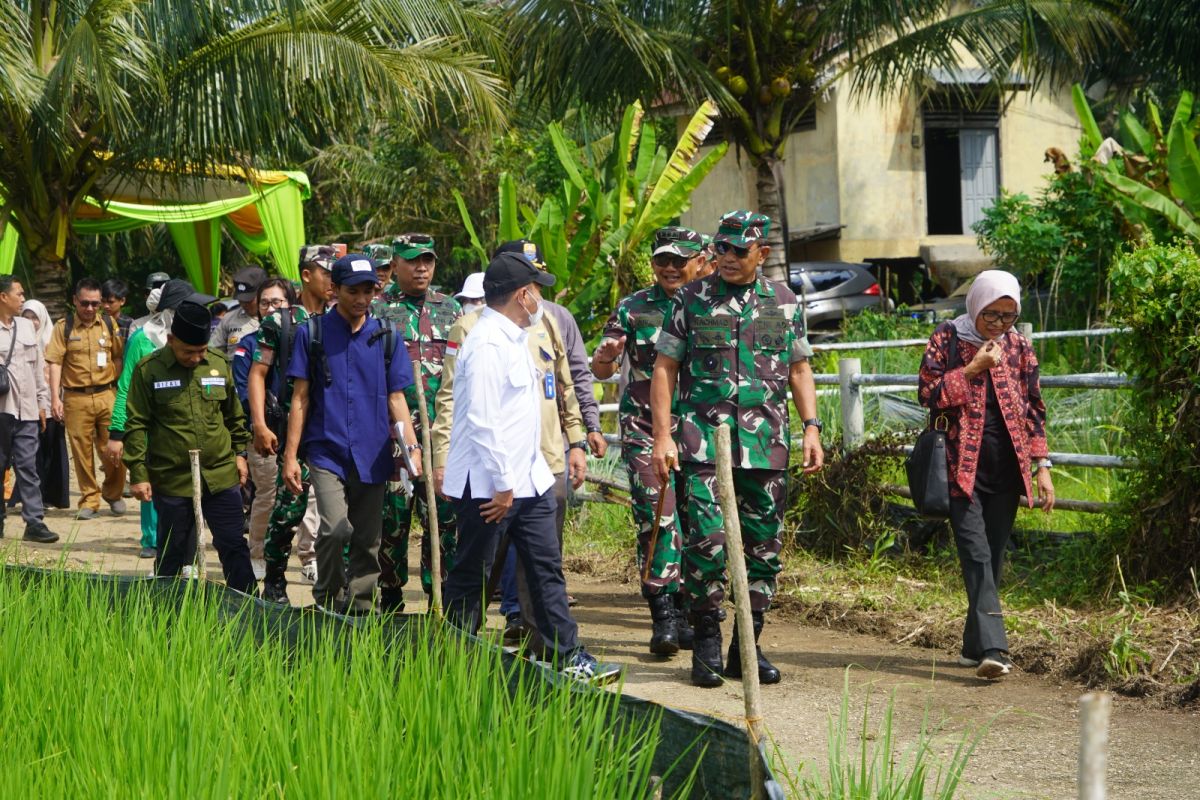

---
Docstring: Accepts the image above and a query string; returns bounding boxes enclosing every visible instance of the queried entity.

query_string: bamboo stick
[411,376,441,616]
[188,450,207,581]
[713,425,765,799]
[1078,692,1111,800]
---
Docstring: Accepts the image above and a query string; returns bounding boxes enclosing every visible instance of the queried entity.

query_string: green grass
[0,568,689,798]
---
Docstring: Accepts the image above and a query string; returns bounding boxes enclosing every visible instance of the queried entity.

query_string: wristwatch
[406,443,422,453]
[803,418,823,432]
[586,425,602,435]
[568,440,587,451]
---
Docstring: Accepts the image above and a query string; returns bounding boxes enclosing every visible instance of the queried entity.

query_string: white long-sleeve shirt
[442,307,555,500]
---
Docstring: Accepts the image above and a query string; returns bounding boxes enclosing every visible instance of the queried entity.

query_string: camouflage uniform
[256,305,315,579]
[602,287,682,598]
[654,214,813,615]
[372,285,462,596]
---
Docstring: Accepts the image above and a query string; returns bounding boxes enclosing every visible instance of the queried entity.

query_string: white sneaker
[300,562,318,584]
[251,558,266,581]
[181,565,196,580]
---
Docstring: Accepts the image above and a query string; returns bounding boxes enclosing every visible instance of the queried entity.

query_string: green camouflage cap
[652,226,705,258]
[299,244,337,271]
[392,233,436,261]
[362,243,392,263]
[713,210,771,247]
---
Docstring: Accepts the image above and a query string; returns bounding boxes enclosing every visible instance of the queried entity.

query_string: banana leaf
[1099,170,1200,240]
[452,189,488,267]
[498,172,522,242]
[1119,111,1153,156]
[1072,84,1103,151]
[1167,119,1200,215]
[1167,91,1195,151]
[548,124,587,191]
[640,100,721,221]
[633,144,729,236]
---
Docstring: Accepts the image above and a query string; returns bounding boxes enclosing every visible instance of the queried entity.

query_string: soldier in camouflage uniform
[362,243,394,297]
[372,233,462,611]
[251,245,336,604]
[593,227,707,656]
[650,210,824,688]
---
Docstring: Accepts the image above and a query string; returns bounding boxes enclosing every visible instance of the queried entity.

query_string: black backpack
[263,311,299,442]
[304,311,401,387]
[64,312,116,343]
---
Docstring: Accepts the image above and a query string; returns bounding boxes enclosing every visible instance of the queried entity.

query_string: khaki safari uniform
[45,315,125,510]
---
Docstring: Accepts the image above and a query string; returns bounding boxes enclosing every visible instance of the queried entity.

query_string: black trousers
[445,480,578,659]
[949,489,1019,658]
[154,485,256,594]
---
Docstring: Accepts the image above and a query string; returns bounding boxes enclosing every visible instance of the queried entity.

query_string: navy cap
[495,239,546,270]
[232,266,268,302]
[483,251,555,297]
[331,254,380,287]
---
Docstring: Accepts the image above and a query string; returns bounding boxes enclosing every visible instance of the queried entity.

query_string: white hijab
[21,298,53,351]
[951,270,1022,345]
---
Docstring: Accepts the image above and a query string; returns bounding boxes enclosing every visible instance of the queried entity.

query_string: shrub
[974,171,1124,323]
[1106,241,1200,591]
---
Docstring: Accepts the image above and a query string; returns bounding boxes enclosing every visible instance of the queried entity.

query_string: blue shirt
[288,311,414,484]
[231,331,259,418]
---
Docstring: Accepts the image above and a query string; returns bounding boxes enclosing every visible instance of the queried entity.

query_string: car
[787,261,894,336]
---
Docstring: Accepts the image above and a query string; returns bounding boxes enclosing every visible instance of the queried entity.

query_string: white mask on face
[521,288,544,328]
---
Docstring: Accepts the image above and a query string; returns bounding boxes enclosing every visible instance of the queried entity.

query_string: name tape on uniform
[200,377,226,387]
[153,380,182,390]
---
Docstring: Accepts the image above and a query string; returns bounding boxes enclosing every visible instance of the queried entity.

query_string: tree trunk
[31,257,72,321]
[755,159,788,282]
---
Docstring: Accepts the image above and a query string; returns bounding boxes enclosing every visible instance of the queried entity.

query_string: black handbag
[905,328,958,517]
[0,324,18,397]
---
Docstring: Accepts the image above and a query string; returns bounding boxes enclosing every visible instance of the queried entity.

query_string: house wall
[680,82,1081,265]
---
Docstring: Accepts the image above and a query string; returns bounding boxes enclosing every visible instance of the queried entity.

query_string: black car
[787,261,894,335]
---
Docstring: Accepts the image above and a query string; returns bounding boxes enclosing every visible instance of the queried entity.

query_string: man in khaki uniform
[47,277,126,519]
[432,296,586,641]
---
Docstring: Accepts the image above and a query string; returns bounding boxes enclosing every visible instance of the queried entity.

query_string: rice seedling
[0,567,697,798]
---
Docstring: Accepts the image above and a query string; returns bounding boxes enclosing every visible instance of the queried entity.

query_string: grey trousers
[949,490,1019,658]
[0,416,45,526]
[309,464,386,612]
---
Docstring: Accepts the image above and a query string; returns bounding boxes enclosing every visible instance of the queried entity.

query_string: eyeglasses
[713,241,753,258]
[77,300,101,308]
[259,297,287,309]
[651,254,688,269]
[980,311,1019,325]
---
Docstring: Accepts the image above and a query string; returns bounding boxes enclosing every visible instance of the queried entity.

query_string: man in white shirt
[442,252,599,680]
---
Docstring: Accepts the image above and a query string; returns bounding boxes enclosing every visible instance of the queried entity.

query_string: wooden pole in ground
[713,425,766,799]
[1078,692,1111,800]
[411,377,441,616]
[188,450,207,581]
[641,454,674,585]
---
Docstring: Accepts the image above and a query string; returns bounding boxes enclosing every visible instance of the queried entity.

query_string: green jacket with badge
[655,272,813,470]
[371,286,462,426]
[123,346,249,496]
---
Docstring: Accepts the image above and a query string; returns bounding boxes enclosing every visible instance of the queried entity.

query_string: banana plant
[1074,84,1200,240]
[456,100,728,339]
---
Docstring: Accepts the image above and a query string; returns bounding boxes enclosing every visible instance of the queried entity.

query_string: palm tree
[511,0,1125,279]
[0,0,506,312]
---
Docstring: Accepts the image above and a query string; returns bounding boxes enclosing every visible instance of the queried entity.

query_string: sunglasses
[651,254,689,269]
[713,241,753,258]
[77,300,101,308]
[980,311,1019,325]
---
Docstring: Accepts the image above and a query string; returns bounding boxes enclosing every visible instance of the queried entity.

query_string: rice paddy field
[0,567,744,798]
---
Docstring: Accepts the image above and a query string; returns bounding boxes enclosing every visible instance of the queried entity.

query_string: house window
[922,90,1001,235]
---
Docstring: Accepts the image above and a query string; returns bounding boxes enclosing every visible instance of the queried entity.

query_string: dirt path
[9,504,1198,799]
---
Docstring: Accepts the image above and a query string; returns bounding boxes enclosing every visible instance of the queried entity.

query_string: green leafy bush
[1106,241,1200,590]
[973,171,1123,322]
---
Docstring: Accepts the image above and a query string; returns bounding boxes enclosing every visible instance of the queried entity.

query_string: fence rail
[588,325,1131,514]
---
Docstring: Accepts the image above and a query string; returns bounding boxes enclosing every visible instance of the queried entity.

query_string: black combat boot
[260,566,289,605]
[647,594,680,655]
[674,594,694,650]
[690,612,724,688]
[724,611,781,684]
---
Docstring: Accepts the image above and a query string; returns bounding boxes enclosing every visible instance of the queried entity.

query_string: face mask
[521,290,544,328]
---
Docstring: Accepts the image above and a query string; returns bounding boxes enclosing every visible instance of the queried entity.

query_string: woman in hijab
[917,270,1055,680]
[21,299,70,509]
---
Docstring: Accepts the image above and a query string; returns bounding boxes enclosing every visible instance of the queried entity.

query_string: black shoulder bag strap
[277,310,293,399]
[931,327,960,431]
[309,312,332,387]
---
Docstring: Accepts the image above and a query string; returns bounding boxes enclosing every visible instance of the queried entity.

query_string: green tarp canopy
[0,167,309,293]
